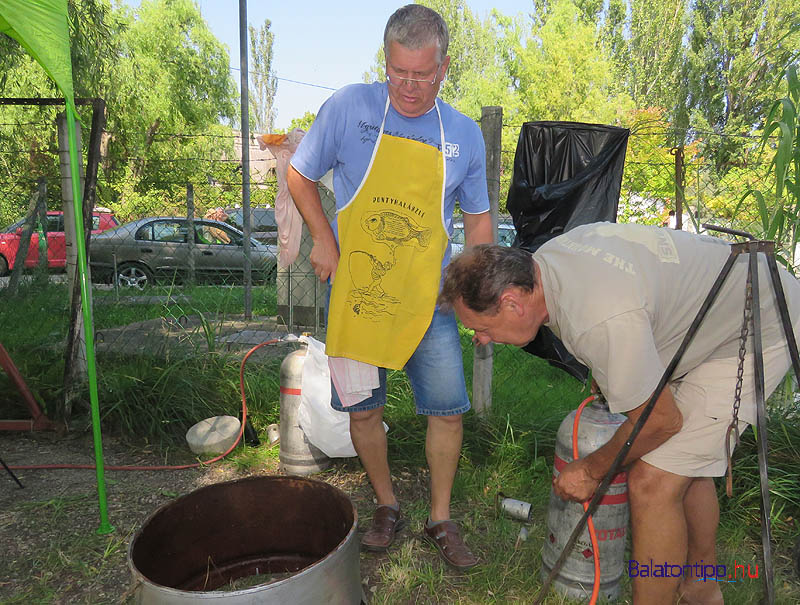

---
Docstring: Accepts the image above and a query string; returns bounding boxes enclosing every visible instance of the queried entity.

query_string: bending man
[439,222,800,602]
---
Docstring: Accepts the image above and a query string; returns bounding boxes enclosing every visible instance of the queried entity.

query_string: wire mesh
[0,114,787,418]
[489,123,780,402]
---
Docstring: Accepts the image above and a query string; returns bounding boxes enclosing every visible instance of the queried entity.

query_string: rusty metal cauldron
[279,344,331,475]
[128,475,362,604]
[541,397,629,601]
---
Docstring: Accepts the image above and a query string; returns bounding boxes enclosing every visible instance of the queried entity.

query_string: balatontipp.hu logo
[627,559,760,582]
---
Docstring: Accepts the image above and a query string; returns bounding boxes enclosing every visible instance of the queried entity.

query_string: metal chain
[726,265,753,496]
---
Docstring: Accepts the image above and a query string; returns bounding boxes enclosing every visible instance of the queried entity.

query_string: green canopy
[0,0,75,109]
[1,0,112,535]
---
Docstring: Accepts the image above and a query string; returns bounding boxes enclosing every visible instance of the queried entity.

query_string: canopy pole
[65,101,114,535]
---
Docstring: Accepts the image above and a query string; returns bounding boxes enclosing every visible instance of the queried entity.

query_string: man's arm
[553,386,683,502]
[287,165,339,282]
[462,211,492,247]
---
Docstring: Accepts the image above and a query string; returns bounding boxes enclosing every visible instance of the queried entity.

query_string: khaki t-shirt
[534,222,800,415]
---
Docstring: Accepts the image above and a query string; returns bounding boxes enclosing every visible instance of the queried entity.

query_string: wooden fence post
[7,178,47,295]
[674,144,685,230]
[473,106,503,416]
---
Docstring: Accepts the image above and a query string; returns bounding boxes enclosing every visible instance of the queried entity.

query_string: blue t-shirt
[291,82,489,268]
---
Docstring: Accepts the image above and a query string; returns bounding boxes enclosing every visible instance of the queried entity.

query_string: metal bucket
[128,476,361,604]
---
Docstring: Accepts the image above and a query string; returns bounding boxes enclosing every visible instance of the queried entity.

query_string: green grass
[0,279,281,437]
[92,283,278,329]
[2,279,799,603]
[0,495,132,604]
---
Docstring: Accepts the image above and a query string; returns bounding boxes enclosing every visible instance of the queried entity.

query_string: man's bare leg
[677,477,724,604]
[350,407,395,506]
[628,460,693,605]
[426,414,463,521]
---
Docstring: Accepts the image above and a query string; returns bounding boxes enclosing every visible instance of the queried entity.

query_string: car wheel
[0,255,8,277]
[116,263,153,290]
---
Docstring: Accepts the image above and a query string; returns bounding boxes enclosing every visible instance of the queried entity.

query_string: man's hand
[309,233,339,282]
[287,165,339,282]
[553,458,599,503]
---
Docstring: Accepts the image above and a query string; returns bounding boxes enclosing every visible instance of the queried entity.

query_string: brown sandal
[361,505,406,551]
[423,520,478,570]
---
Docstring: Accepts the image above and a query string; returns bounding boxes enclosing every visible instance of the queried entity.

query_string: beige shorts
[640,339,794,477]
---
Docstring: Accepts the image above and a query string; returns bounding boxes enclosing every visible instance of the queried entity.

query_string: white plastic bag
[297,335,358,458]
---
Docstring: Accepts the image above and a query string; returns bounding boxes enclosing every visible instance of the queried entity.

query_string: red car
[0,210,119,275]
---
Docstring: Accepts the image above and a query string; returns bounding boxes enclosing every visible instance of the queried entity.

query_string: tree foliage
[248,19,278,133]
[735,65,800,270]
[686,0,800,169]
[2,0,800,231]
[0,0,238,224]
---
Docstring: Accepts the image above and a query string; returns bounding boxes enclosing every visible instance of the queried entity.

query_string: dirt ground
[0,429,413,604]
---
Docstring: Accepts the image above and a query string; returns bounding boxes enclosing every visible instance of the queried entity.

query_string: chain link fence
[489,122,779,405]
[0,105,326,426]
[0,107,783,420]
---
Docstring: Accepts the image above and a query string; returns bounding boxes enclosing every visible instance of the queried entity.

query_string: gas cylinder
[541,396,629,601]
[279,345,331,475]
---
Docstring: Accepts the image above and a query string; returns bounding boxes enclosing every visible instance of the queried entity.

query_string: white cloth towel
[328,356,380,407]
[258,128,305,268]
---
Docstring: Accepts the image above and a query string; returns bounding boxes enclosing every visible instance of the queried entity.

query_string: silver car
[90,216,278,289]
[450,219,517,256]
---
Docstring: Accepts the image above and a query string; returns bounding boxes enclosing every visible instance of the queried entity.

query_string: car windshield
[3,218,25,232]
[451,222,515,247]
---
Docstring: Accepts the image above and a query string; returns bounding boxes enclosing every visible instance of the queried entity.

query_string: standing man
[438,222,800,602]
[287,4,491,569]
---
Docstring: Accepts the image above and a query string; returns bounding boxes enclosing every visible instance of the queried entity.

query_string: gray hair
[384,4,449,64]
[439,244,536,313]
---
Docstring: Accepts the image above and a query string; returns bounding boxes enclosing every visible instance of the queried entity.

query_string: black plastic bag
[506,121,629,382]
[507,121,629,252]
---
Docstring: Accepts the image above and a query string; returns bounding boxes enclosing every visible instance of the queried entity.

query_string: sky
[124,1,536,130]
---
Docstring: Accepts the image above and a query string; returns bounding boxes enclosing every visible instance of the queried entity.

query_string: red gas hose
[9,339,280,472]
[573,394,602,605]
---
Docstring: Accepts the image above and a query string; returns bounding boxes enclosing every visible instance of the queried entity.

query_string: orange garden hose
[9,339,280,472]
[573,394,601,605]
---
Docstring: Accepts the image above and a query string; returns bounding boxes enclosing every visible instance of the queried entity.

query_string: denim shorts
[329,307,471,416]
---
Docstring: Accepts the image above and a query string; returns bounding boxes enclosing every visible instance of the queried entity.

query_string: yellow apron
[326,97,448,369]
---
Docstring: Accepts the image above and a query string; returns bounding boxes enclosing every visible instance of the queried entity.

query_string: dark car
[0,210,119,275]
[223,207,278,245]
[89,216,278,289]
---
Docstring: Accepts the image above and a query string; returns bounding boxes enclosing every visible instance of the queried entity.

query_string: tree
[502,0,633,124]
[625,1,688,115]
[0,0,119,225]
[686,0,800,170]
[248,19,278,133]
[287,111,316,133]
[100,0,238,211]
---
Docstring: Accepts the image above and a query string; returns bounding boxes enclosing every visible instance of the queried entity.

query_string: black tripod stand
[534,226,800,605]
[1,455,24,488]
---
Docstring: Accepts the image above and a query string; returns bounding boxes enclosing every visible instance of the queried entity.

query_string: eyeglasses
[386,64,441,88]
